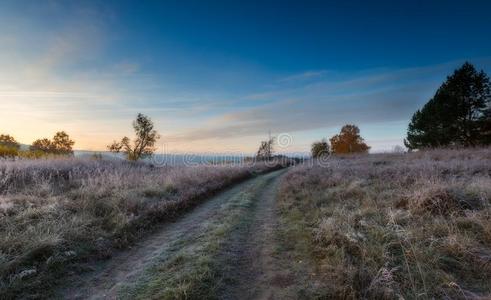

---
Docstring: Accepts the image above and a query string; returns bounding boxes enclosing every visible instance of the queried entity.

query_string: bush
[17,150,49,159]
[311,139,330,158]
[0,145,18,158]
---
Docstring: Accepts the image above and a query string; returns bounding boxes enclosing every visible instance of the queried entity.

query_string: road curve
[59,169,288,299]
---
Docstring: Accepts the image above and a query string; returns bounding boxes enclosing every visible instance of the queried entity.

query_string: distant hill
[18,146,309,166]
[19,144,30,151]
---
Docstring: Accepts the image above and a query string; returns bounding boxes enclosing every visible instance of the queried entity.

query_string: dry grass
[278,148,491,299]
[0,157,283,298]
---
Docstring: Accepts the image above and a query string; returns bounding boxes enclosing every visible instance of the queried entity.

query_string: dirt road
[216,169,297,299]
[60,169,296,300]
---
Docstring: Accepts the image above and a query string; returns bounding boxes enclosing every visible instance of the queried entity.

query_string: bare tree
[108,113,160,161]
[392,145,406,154]
[256,137,275,160]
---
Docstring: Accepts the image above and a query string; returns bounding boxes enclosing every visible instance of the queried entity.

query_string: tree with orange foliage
[330,124,370,154]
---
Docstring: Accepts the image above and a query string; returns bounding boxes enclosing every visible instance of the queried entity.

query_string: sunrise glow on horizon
[1,1,491,153]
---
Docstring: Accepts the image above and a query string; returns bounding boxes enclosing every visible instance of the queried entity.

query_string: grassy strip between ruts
[118,170,282,299]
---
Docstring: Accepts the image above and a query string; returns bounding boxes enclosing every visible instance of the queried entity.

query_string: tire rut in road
[216,169,297,300]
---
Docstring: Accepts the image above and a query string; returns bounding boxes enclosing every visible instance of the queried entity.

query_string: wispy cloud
[278,70,328,83]
[168,59,491,150]
[2,1,490,153]
[0,5,145,148]
[113,61,141,75]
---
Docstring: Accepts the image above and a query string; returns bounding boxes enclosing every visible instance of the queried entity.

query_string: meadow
[278,148,491,299]
[0,157,283,298]
[1,148,490,299]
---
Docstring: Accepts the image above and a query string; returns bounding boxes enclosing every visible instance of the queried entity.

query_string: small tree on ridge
[108,113,160,161]
[256,137,275,160]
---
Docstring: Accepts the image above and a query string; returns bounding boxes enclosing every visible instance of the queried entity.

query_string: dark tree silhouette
[405,62,491,150]
[0,134,20,158]
[0,134,20,150]
[256,137,274,160]
[108,113,160,161]
[330,125,370,154]
[30,138,52,153]
[52,131,75,155]
[311,139,330,158]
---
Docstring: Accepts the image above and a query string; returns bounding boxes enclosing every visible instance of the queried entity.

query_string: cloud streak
[168,59,491,149]
[2,1,490,152]
[278,70,328,83]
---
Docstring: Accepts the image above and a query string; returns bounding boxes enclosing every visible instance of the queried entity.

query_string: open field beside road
[0,158,285,299]
[1,148,490,300]
[277,148,491,299]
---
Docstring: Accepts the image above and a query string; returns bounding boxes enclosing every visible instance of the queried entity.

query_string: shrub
[0,145,18,158]
[311,139,330,158]
[0,134,20,150]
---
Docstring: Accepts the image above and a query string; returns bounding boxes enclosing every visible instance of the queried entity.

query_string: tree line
[254,123,370,160]
[0,113,160,161]
[0,132,75,158]
[1,117,374,161]
[310,124,370,158]
[309,62,491,158]
[2,62,489,161]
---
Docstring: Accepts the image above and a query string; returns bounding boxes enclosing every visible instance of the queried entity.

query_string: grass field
[2,148,490,299]
[278,148,491,299]
[0,158,284,298]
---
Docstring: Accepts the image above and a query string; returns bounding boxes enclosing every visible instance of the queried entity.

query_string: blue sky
[1,0,490,153]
